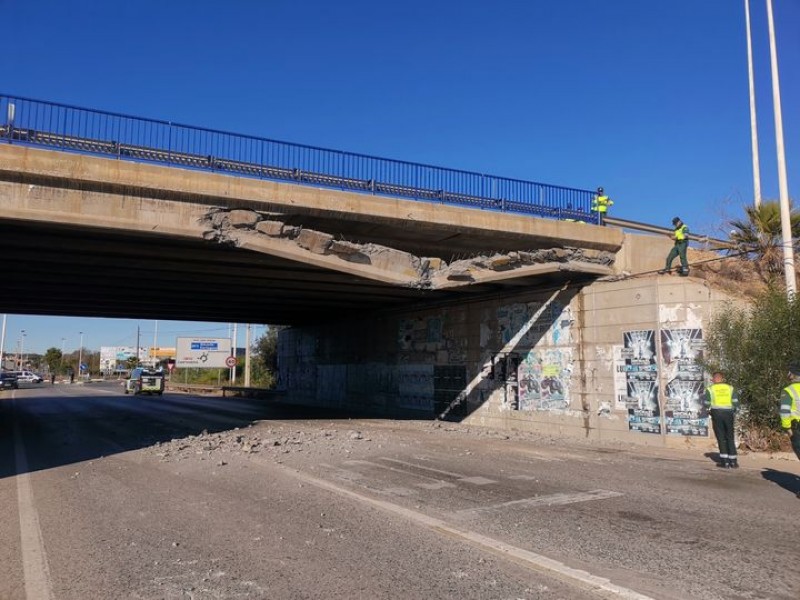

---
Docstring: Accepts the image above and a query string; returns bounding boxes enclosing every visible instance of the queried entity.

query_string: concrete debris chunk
[227,209,261,228]
[296,229,334,254]
[255,220,285,236]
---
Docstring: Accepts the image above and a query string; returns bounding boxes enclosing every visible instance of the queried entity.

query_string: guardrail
[0,94,598,222]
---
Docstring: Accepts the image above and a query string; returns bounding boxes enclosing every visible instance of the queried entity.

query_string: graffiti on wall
[397,364,434,410]
[661,329,708,436]
[496,302,573,348]
[493,300,575,412]
[517,348,573,410]
[620,330,661,434]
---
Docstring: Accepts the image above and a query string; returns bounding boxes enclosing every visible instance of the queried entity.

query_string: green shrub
[703,287,800,433]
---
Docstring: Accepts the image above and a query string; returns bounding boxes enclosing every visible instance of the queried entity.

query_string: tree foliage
[703,287,800,432]
[251,326,284,388]
[728,201,800,284]
[43,347,63,374]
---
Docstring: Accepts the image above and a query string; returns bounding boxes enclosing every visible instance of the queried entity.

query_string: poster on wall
[517,348,571,411]
[621,330,661,434]
[661,329,708,436]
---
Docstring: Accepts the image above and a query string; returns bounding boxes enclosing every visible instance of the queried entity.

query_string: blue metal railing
[0,94,597,222]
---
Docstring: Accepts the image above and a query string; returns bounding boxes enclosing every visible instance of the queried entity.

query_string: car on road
[10,370,44,383]
[124,368,165,395]
[0,372,19,390]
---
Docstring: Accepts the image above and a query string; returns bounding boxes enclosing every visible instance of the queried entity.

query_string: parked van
[11,370,43,383]
[124,368,164,395]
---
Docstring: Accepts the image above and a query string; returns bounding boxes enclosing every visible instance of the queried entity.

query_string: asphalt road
[1,382,799,600]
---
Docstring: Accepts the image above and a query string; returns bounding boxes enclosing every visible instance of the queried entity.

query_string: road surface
[1,381,798,599]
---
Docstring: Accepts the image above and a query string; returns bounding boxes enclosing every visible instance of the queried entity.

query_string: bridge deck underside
[0,219,597,324]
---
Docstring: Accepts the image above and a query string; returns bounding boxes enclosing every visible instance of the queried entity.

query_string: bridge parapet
[1,93,597,223]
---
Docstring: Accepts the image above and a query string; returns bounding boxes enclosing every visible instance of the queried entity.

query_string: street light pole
[78,331,84,378]
[19,329,26,370]
[744,0,762,208]
[0,314,6,371]
[766,0,796,297]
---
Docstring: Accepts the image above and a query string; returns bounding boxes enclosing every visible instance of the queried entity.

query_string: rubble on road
[148,424,376,464]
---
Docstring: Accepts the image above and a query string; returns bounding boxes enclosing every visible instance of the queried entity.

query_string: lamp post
[78,331,84,377]
[766,0,796,297]
[0,314,6,371]
[744,0,762,208]
[20,329,26,370]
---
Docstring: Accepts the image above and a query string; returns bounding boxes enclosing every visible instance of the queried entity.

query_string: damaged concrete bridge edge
[201,207,618,291]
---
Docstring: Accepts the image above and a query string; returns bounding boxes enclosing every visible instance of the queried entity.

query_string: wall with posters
[277,270,738,447]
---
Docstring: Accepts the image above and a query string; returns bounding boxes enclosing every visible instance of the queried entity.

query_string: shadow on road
[0,384,423,480]
[760,468,800,498]
[702,452,727,467]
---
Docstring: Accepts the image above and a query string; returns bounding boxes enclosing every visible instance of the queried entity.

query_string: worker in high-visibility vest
[780,367,800,469]
[660,217,689,276]
[590,187,613,225]
[705,372,740,469]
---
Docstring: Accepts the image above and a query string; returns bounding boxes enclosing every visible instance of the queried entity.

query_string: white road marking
[379,457,497,485]
[13,399,54,600]
[380,457,467,478]
[455,489,624,517]
[457,476,496,486]
[345,459,454,485]
[282,465,653,600]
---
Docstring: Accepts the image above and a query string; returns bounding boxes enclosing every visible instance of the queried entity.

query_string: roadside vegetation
[702,201,800,451]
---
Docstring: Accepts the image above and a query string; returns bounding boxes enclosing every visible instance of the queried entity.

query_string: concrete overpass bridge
[0,94,626,325]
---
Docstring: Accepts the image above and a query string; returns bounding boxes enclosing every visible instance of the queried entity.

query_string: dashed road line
[379,457,496,484]
[455,489,624,517]
[13,398,54,600]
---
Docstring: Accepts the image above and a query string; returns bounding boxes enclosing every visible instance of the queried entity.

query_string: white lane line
[281,465,653,600]
[455,490,624,517]
[344,459,456,488]
[13,399,54,600]
[378,458,496,485]
[379,457,466,478]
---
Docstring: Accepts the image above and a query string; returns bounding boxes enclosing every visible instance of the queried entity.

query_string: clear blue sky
[1,0,798,354]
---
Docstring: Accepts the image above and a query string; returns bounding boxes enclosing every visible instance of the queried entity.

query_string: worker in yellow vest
[660,217,690,276]
[591,187,613,225]
[780,366,800,466]
[705,371,739,469]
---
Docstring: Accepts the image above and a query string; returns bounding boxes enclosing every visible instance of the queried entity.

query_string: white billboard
[175,337,232,368]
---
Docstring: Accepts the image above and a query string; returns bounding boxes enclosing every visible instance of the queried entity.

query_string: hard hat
[789,364,800,377]
[672,217,681,225]
[597,187,604,194]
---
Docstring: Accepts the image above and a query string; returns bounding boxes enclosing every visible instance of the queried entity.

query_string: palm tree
[729,201,800,284]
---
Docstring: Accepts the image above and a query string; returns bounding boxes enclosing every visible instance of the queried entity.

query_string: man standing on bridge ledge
[660,217,689,276]
[591,187,613,224]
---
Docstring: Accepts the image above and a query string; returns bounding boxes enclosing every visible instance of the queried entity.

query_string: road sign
[225,355,237,368]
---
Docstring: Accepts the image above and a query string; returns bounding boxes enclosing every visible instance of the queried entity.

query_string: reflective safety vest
[674,223,688,242]
[591,195,613,214]
[707,383,734,409]
[780,383,800,429]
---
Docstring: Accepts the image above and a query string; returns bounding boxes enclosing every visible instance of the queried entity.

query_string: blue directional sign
[191,341,219,350]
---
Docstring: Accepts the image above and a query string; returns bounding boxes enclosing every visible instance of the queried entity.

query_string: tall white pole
[153,320,158,367]
[78,331,84,377]
[20,330,26,369]
[766,0,796,296]
[745,0,762,208]
[244,323,252,387]
[231,323,238,383]
[0,314,6,370]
